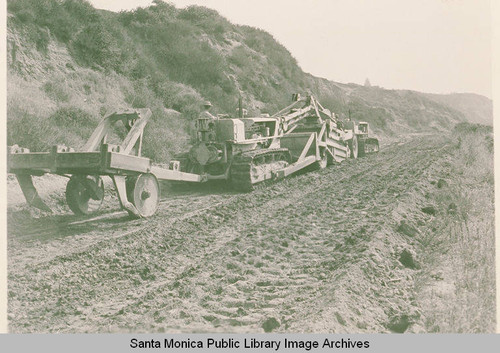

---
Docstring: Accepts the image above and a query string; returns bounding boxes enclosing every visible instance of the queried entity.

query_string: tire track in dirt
[7,187,239,270]
[6,138,422,330]
[7,135,449,332]
[283,147,447,332]
[9,143,395,273]
[100,137,448,333]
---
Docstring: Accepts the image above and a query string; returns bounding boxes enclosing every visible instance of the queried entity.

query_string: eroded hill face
[6,0,492,163]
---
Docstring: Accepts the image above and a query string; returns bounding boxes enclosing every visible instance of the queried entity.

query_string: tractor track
[7,134,452,332]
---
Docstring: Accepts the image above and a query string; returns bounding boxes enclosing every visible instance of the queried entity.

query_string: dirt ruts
[7,134,453,333]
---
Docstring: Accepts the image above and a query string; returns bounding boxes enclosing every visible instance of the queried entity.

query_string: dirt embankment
[7,134,493,333]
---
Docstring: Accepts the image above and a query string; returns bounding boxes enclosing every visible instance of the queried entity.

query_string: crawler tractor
[175,94,372,191]
[355,122,380,157]
[7,94,378,217]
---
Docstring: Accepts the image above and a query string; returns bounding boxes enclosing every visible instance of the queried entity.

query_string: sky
[89,0,492,98]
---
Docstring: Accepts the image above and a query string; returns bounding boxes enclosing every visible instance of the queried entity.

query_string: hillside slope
[423,93,493,126]
[6,0,491,163]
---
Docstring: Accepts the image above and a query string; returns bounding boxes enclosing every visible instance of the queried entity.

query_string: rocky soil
[6,134,484,333]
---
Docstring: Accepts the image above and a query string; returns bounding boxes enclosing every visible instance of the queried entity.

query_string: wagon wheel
[66,175,104,215]
[126,173,160,218]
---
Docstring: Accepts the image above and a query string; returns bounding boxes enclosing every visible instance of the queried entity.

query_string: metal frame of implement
[8,109,202,217]
[272,95,351,178]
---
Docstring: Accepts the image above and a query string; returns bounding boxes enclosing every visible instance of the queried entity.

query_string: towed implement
[8,95,379,217]
[8,109,205,218]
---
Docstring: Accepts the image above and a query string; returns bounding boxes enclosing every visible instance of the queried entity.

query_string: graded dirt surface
[7,134,460,333]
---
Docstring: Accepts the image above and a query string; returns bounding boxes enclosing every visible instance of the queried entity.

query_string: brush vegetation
[416,123,495,332]
[6,0,492,162]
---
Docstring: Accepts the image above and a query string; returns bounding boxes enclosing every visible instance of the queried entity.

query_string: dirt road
[7,134,454,333]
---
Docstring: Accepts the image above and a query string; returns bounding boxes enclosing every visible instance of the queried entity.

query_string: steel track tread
[230,148,291,192]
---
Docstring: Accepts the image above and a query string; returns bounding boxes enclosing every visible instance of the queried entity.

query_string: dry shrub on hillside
[154,81,204,120]
[448,124,495,332]
[7,75,58,150]
[8,63,193,160]
[7,109,57,151]
[142,109,190,163]
[8,106,97,151]
[422,123,495,332]
[42,80,70,103]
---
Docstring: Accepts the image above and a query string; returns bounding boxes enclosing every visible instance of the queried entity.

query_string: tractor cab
[357,122,369,135]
